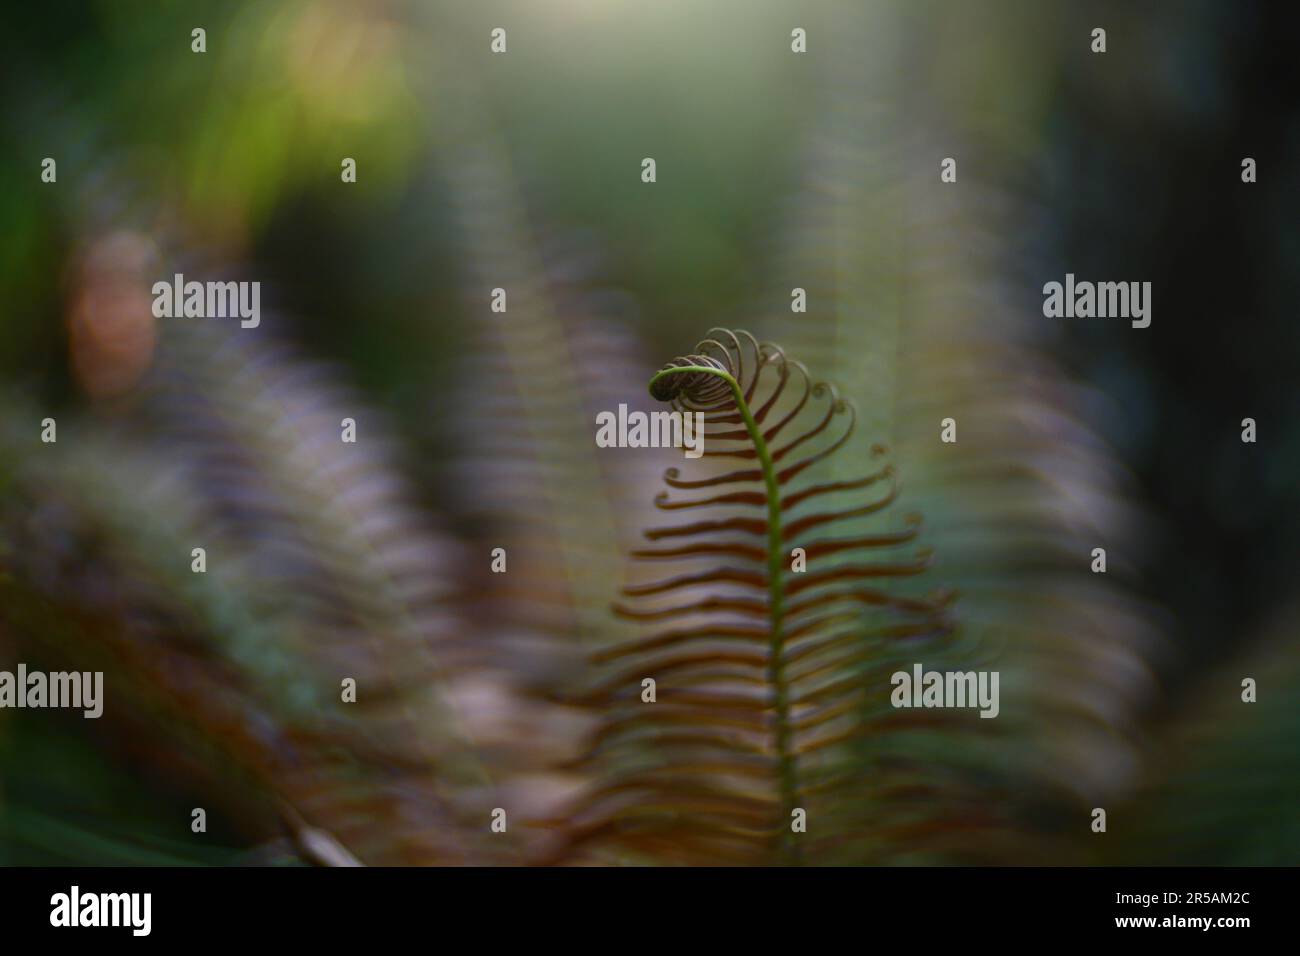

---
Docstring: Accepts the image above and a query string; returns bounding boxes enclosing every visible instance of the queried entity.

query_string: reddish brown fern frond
[552,330,966,865]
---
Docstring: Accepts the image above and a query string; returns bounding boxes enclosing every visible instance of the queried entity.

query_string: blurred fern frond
[431,53,663,662]
[0,96,586,863]
[756,13,1161,817]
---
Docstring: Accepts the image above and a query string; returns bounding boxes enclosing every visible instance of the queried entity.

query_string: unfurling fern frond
[554,329,990,866]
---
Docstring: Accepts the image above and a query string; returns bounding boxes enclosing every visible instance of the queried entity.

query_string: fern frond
[755,8,1160,812]
[554,329,977,865]
[435,130,659,667]
[0,76,585,863]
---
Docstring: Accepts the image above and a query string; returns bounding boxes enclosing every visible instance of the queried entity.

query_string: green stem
[648,365,799,860]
